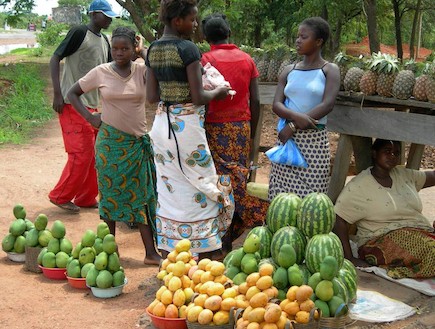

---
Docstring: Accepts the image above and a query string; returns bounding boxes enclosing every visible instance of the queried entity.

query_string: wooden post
[249,104,266,182]
[350,136,373,174]
[328,134,353,203]
[407,144,425,170]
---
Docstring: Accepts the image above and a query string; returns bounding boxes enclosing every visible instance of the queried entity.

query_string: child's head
[111,26,136,46]
[159,0,197,25]
[202,13,230,43]
[299,17,330,47]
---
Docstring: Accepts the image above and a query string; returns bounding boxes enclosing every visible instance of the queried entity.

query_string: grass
[0,61,53,145]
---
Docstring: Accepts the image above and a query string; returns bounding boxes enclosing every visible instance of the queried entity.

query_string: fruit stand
[255,84,435,202]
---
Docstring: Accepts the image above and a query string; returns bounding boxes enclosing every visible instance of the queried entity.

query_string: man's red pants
[48,104,98,207]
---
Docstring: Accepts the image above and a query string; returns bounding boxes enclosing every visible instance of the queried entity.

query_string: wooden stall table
[254,84,435,202]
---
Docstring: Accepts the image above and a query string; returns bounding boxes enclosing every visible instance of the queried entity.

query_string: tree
[363,0,380,53]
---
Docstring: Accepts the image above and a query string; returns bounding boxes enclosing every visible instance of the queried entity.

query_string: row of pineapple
[337,51,435,102]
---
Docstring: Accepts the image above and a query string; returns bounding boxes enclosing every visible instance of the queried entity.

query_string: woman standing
[334,139,435,278]
[145,0,234,260]
[201,13,269,253]
[67,27,161,265]
[268,17,340,200]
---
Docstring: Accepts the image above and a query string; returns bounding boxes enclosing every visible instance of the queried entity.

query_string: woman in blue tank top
[268,17,340,200]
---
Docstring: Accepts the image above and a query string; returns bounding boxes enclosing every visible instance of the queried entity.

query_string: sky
[33,0,122,16]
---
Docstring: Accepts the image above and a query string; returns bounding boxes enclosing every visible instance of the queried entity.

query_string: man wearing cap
[49,0,119,213]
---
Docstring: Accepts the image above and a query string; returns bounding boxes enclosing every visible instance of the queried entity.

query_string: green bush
[36,21,68,47]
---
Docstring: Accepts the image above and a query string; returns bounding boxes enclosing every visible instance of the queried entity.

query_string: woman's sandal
[50,200,80,213]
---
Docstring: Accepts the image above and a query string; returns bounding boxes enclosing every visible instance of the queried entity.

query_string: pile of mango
[2,204,34,254]
[37,219,74,268]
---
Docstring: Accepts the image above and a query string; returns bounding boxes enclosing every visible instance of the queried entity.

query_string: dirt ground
[0,34,434,329]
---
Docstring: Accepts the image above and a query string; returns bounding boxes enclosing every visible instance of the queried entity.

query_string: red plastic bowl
[66,275,88,289]
[39,265,67,280]
[146,309,187,329]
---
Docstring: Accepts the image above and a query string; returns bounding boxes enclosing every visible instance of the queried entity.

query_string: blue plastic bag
[265,139,308,167]
[265,118,308,167]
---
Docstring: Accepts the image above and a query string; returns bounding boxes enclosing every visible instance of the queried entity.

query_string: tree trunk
[409,0,422,59]
[363,0,380,53]
[392,0,403,59]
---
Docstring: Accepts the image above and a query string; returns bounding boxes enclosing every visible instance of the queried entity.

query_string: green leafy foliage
[36,21,68,47]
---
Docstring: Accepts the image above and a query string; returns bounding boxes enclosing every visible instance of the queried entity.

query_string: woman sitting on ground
[333,138,435,279]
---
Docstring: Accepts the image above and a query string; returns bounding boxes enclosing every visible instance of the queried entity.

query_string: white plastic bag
[202,62,236,97]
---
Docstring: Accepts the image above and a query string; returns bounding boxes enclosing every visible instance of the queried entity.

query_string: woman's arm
[145,68,160,104]
[67,83,101,128]
[333,215,369,267]
[186,61,229,105]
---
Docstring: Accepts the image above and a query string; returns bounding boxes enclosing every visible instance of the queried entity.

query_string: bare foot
[144,256,161,266]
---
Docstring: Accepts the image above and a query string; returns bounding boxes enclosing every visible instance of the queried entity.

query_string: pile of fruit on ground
[146,191,358,328]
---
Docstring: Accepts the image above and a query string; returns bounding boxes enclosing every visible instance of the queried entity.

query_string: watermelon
[342,258,358,280]
[338,268,358,302]
[246,226,273,259]
[266,193,302,233]
[271,226,307,265]
[297,192,335,238]
[305,232,344,274]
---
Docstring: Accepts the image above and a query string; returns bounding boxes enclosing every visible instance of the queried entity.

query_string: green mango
[60,238,73,255]
[277,244,296,268]
[81,263,94,278]
[102,234,117,254]
[86,266,100,287]
[37,247,48,265]
[24,219,34,231]
[315,299,330,317]
[97,222,110,239]
[13,204,26,219]
[93,238,103,255]
[13,235,26,253]
[25,228,39,247]
[67,259,81,278]
[72,242,83,259]
[56,251,69,268]
[95,251,108,270]
[240,253,258,275]
[38,229,53,247]
[328,295,348,316]
[277,289,287,301]
[34,214,48,231]
[107,252,121,273]
[316,280,334,302]
[81,229,96,247]
[51,220,66,239]
[96,270,113,288]
[320,255,339,280]
[42,251,56,268]
[47,238,60,254]
[79,246,96,266]
[112,270,125,287]
[273,266,289,290]
[229,247,245,268]
[308,272,322,291]
[288,264,304,286]
[243,233,261,253]
[9,219,27,237]
[225,266,240,280]
[2,233,16,252]
[66,256,74,267]
[232,272,248,285]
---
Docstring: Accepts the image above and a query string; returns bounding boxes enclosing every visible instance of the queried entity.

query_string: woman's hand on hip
[89,112,102,129]
[293,112,318,130]
[278,124,294,144]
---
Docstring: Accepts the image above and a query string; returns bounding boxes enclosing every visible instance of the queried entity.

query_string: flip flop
[80,202,99,209]
[50,200,80,213]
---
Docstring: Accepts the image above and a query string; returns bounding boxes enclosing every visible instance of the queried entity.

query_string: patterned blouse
[145,38,201,104]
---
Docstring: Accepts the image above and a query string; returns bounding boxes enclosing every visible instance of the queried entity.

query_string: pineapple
[425,61,435,103]
[376,53,400,97]
[359,52,382,95]
[277,48,298,77]
[392,69,415,100]
[344,67,364,92]
[334,52,351,91]
[413,75,429,101]
[267,45,288,82]
[256,49,271,82]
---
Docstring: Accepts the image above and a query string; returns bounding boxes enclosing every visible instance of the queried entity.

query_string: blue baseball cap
[89,0,120,18]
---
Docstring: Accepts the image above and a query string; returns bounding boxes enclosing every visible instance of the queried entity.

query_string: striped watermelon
[246,226,273,259]
[271,226,307,265]
[266,193,302,233]
[338,268,358,302]
[304,232,344,274]
[342,258,358,280]
[297,192,336,238]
